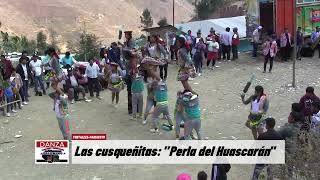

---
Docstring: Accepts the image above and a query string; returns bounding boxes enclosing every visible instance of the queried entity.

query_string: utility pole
[292,0,297,87]
[173,0,175,27]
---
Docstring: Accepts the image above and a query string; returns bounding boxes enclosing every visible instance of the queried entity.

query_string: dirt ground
[1,54,320,180]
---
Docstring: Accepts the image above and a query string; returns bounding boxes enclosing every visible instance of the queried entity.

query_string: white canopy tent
[176,16,247,39]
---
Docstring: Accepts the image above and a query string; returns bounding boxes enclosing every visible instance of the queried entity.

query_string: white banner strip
[71,140,285,164]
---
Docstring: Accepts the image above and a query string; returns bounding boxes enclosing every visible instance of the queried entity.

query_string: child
[207,37,219,69]
[11,69,22,110]
[175,90,185,139]
[143,74,156,125]
[130,69,144,121]
[4,77,17,117]
[150,76,174,133]
[182,91,202,140]
[140,57,173,132]
[49,91,71,140]
[262,35,278,73]
[108,62,124,108]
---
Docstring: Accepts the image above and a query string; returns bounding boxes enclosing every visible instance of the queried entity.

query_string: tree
[26,40,37,55]
[1,31,10,53]
[76,31,100,61]
[49,28,59,51]
[194,0,223,20]
[10,36,21,52]
[36,31,47,55]
[157,17,169,27]
[140,8,153,28]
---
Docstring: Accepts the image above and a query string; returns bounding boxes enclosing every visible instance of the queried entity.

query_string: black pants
[88,78,101,97]
[159,63,168,80]
[317,44,320,58]
[222,44,231,60]
[264,54,274,72]
[207,59,215,67]
[125,75,139,115]
[170,45,178,61]
[232,45,238,60]
[281,45,291,61]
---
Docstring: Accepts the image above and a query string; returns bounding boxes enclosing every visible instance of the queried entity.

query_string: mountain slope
[0,0,194,50]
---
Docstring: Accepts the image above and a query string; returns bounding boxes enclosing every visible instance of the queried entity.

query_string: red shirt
[232,32,240,46]
[1,59,14,79]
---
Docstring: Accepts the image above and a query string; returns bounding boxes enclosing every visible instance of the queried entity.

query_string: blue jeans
[34,75,45,92]
[22,80,29,102]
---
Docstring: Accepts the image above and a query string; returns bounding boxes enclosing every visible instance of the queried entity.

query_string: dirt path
[1,55,319,180]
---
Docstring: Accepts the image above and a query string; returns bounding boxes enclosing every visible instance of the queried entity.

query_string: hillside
[0,0,194,51]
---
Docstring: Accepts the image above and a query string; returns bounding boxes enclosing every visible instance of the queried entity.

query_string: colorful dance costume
[177,47,196,81]
[174,93,185,138]
[131,75,144,118]
[108,70,124,93]
[244,95,269,129]
[49,92,71,140]
[143,81,156,123]
[151,81,174,131]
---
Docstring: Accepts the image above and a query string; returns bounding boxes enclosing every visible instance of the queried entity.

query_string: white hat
[258,26,263,30]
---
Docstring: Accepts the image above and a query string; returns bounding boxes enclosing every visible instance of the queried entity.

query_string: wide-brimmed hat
[124,31,133,35]
[110,62,119,66]
[141,57,165,66]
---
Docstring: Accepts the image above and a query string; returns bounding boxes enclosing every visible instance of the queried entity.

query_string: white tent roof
[176,16,246,38]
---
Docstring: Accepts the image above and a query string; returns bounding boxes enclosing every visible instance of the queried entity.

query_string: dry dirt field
[1,54,320,180]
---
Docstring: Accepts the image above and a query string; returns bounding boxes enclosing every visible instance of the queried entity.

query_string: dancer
[182,91,202,140]
[108,62,124,108]
[241,85,269,139]
[47,47,67,98]
[49,91,71,140]
[262,35,278,73]
[151,78,174,133]
[130,67,144,121]
[143,71,157,125]
[141,58,173,133]
[174,90,185,139]
[176,37,196,92]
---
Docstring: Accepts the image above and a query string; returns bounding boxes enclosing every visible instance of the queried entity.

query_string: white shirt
[85,63,100,79]
[22,64,28,80]
[70,76,78,87]
[29,60,42,76]
[148,45,157,58]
